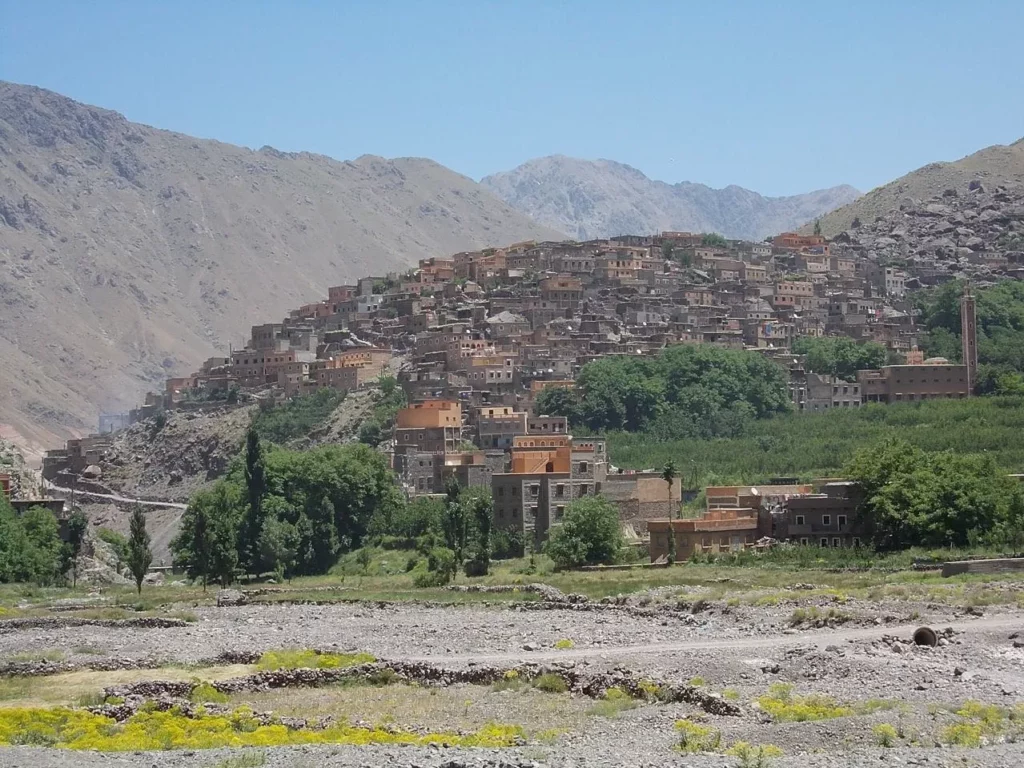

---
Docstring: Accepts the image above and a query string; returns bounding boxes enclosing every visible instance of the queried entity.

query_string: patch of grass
[725,742,783,767]
[721,688,740,701]
[688,676,706,688]
[210,753,266,768]
[72,646,104,656]
[756,683,853,722]
[4,649,65,664]
[787,606,852,628]
[674,719,722,753]
[190,682,229,704]
[586,687,637,718]
[553,639,574,650]
[532,674,568,694]
[491,670,526,693]
[0,678,33,702]
[0,706,526,749]
[255,649,375,671]
[938,699,1024,746]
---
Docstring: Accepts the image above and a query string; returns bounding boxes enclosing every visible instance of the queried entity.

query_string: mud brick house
[772,482,864,548]
[492,435,608,550]
[857,362,969,403]
[648,509,760,561]
[602,471,679,533]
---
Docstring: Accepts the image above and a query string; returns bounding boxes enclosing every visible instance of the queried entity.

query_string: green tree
[845,439,1008,549]
[442,476,469,565]
[533,386,580,421]
[666,523,676,565]
[464,494,493,577]
[126,505,153,594]
[0,506,64,585]
[259,517,299,581]
[64,510,88,588]
[792,337,887,382]
[173,481,242,587]
[355,546,373,573]
[546,497,624,568]
[701,232,728,248]
[813,219,822,236]
[662,460,678,520]
[239,427,268,575]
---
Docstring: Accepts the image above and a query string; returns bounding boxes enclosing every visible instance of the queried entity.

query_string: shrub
[675,720,722,753]
[252,389,345,444]
[725,742,783,767]
[255,649,375,671]
[873,723,898,748]
[532,674,568,694]
[722,688,740,701]
[587,687,638,718]
[756,683,853,722]
[688,676,706,687]
[190,682,229,704]
[787,606,851,628]
[553,639,574,650]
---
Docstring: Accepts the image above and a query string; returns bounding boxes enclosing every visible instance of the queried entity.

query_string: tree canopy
[792,337,887,382]
[546,496,624,568]
[534,344,790,438]
[844,438,1015,550]
[173,441,404,582]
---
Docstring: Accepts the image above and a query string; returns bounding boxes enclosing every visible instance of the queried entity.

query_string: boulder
[216,588,248,607]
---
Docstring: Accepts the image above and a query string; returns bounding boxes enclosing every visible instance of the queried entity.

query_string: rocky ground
[0,584,1022,767]
[830,181,1024,286]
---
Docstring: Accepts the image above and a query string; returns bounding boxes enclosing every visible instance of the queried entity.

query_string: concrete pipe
[913,626,938,647]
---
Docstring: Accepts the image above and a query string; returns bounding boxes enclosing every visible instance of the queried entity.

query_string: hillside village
[27,181,1024,563]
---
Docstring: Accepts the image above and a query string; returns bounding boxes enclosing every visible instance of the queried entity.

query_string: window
[555,505,565,520]
[820,538,828,548]
[822,515,831,526]
[580,484,589,496]
[530,484,539,496]
[556,484,564,497]
[838,515,847,528]
[512,487,518,496]
[853,537,861,548]
[795,515,805,526]
[579,461,589,474]
[498,487,504,497]
[833,537,842,548]
[800,537,809,546]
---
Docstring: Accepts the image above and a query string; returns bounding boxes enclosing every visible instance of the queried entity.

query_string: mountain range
[0,81,562,454]
[481,155,861,241]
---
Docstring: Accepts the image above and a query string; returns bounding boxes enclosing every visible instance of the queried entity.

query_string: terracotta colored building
[648,509,761,561]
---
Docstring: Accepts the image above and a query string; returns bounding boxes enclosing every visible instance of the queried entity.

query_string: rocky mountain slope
[0,82,564,455]
[828,180,1024,283]
[808,138,1024,237]
[481,155,860,242]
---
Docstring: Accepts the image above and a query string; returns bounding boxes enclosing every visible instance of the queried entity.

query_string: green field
[607,396,1024,486]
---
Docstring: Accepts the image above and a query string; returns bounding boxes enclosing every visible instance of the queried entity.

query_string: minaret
[961,284,978,395]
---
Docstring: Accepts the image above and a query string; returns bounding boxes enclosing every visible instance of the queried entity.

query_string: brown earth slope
[0,82,564,456]
[806,138,1024,237]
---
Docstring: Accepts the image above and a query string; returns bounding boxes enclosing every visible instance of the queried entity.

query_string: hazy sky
[2,1,1022,196]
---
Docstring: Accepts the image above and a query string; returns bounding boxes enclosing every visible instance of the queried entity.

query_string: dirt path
[406,614,1024,664]
[45,483,188,509]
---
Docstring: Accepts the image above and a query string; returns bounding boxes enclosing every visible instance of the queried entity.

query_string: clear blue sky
[2,1,1022,196]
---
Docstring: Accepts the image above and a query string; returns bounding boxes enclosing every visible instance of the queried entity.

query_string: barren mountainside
[807,138,1024,237]
[481,155,860,241]
[0,81,564,455]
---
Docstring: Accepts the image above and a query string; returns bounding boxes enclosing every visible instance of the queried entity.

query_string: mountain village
[27,178,1019,564]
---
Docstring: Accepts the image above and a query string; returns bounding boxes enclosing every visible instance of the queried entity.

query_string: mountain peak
[481,156,859,241]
